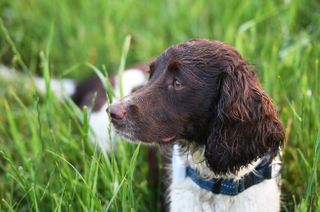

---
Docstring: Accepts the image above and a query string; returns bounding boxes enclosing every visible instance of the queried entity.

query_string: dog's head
[108,39,284,174]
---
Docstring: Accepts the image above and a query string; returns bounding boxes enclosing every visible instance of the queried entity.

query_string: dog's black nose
[107,103,127,120]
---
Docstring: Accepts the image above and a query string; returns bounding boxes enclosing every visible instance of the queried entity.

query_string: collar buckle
[237,178,245,193]
[211,179,222,194]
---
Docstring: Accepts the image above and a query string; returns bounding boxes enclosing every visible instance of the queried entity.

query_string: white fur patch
[88,104,115,152]
[0,64,76,99]
[34,77,76,99]
[114,69,146,97]
[172,144,187,183]
[0,65,15,79]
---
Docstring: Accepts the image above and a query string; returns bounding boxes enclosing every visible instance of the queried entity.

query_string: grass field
[0,0,319,211]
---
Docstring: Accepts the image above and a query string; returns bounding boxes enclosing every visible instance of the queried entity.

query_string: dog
[108,39,285,211]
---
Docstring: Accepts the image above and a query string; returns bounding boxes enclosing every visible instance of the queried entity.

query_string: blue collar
[186,156,279,196]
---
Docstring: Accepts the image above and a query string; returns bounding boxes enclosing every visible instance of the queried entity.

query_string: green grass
[0,0,319,211]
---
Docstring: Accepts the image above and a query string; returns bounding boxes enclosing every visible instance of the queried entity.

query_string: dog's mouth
[115,126,178,144]
[115,129,135,141]
[161,135,177,142]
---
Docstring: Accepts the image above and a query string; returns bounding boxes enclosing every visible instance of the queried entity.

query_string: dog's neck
[170,144,282,212]
[172,143,262,181]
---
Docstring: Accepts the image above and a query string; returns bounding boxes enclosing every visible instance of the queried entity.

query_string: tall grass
[0,0,319,211]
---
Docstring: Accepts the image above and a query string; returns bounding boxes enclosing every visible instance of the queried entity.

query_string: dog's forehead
[151,49,199,75]
[152,49,184,69]
[151,40,233,76]
[151,50,175,70]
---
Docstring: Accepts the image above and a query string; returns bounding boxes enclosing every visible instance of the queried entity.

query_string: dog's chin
[115,129,138,143]
[115,129,179,145]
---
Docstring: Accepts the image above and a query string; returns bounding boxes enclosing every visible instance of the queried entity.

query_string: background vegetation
[0,0,319,211]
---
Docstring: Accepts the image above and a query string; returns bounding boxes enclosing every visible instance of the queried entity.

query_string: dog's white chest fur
[170,144,281,212]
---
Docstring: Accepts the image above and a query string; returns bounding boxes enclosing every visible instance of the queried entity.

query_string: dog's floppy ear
[205,55,284,174]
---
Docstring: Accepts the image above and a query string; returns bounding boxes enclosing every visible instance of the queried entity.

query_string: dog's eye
[173,79,184,90]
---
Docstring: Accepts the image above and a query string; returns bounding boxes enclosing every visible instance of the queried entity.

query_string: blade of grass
[105,174,127,211]
[0,18,29,72]
[118,35,131,97]
[86,62,115,102]
[47,150,88,186]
